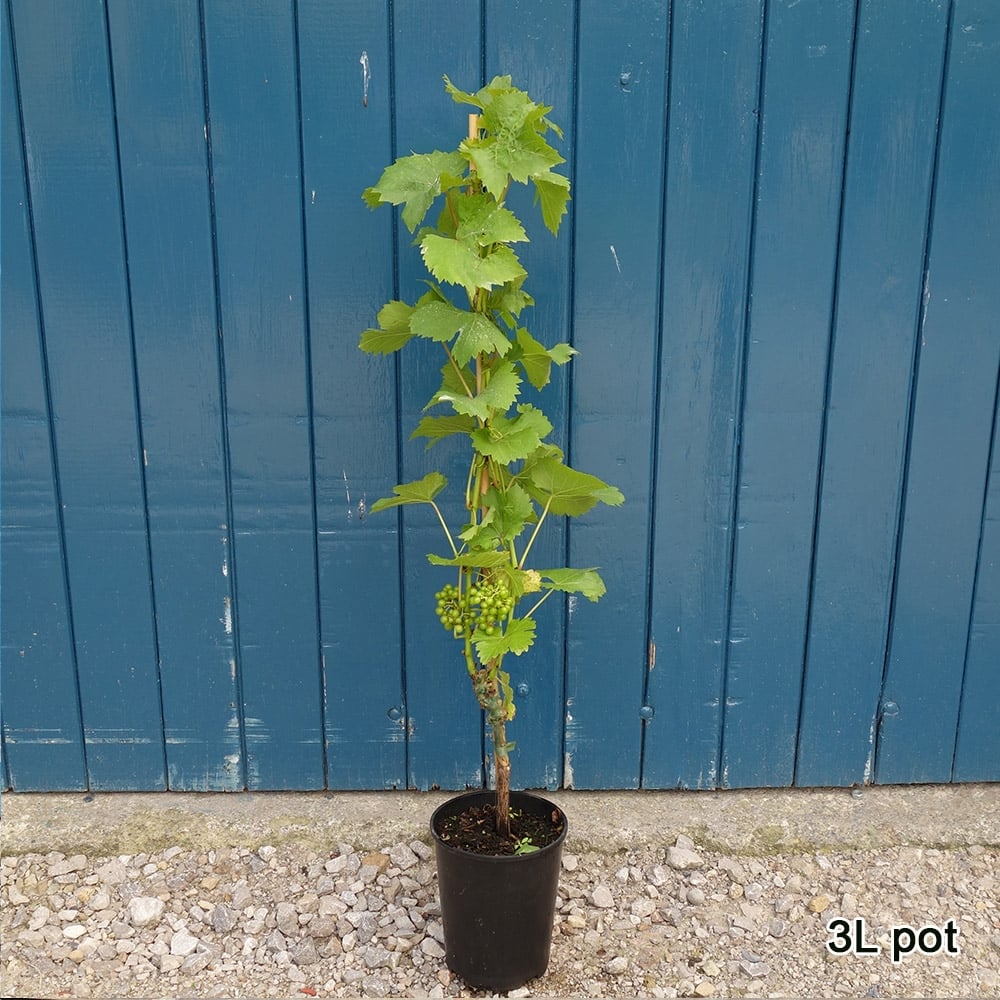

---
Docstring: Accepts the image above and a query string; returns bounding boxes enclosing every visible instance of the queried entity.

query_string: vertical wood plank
[106,0,243,791]
[953,395,1000,781]
[9,0,165,789]
[483,0,576,790]
[720,0,856,788]
[877,0,1000,783]
[796,0,949,787]
[298,0,407,788]
[202,0,324,789]
[1,4,87,790]
[643,0,764,789]
[390,0,486,791]
[563,0,668,789]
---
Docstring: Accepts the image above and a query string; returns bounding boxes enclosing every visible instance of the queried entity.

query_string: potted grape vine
[359,75,623,991]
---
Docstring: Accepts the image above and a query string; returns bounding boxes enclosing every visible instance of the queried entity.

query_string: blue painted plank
[877,0,1000,784]
[953,395,1000,782]
[484,0,575,790]
[796,0,949,787]
[563,0,668,789]
[106,0,243,791]
[9,0,165,789]
[390,0,487,791]
[297,0,407,789]
[643,1,764,790]
[721,0,856,788]
[1,6,87,790]
[201,1,324,789]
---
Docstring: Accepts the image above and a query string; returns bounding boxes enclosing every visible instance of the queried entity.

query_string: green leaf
[523,456,625,516]
[364,150,466,232]
[474,617,537,663]
[512,327,578,390]
[410,301,512,367]
[483,483,535,544]
[369,472,447,513]
[409,301,466,343]
[532,170,571,236]
[453,313,513,366]
[454,194,528,246]
[539,568,607,602]
[427,550,509,570]
[359,300,415,355]
[410,413,477,447]
[471,404,553,463]
[420,235,526,296]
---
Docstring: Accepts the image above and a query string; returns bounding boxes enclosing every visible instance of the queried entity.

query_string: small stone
[169,929,200,957]
[591,885,615,908]
[388,843,419,871]
[49,855,88,877]
[8,886,30,905]
[127,896,165,928]
[63,924,88,939]
[292,938,319,966]
[410,840,433,861]
[362,851,391,873]
[562,853,579,871]
[768,918,790,939]
[808,894,832,913]
[257,845,277,861]
[508,989,531,999]
[421,936,446,959]
[159,955,184,974]
[740,959,771,978]
[276,901,299,935]
[607,955,629,975]
[666,846,703,871]
[686,887,706,906]
[694,982,716,997]
[210,904,236,934]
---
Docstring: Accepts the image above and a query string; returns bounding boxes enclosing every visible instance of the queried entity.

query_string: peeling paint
[359,50,371,107]
[221,595,233,635]
[563,751,575,789]
[610,244,622,273]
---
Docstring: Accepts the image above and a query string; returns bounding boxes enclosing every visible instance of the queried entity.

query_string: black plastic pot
[430,789,568,992]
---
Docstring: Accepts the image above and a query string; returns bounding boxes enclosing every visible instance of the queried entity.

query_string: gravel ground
[2,789,999,998]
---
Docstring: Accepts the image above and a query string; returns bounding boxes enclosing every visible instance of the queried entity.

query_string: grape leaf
[369,472,448,513]
[420,235,526,296]
[410,413,477,448]
[532,170,571,236]
[512,326,577,389]
[523,456,625,516]
[473,617,537,663]
[454,194,528,246]
[359,300,415,355]
[364,151,466,232]
[427,550,510,569]
[482,483,535,544]
[471,405,553,463]
[538,567,607,602]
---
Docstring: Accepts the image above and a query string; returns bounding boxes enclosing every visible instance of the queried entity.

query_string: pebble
[2,836,996,998]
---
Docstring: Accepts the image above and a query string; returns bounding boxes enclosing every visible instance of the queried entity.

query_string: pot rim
[429,789,568,862]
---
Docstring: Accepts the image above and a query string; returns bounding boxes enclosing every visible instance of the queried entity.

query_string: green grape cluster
[434,578,514,638]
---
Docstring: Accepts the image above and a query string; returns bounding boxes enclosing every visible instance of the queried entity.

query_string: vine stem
[428,502,458,557]
[518,494,553,568]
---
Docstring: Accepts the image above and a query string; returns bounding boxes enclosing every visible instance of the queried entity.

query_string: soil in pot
[434,800,564,855]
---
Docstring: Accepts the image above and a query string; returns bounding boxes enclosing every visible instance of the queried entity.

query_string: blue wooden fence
[2,0,998,792]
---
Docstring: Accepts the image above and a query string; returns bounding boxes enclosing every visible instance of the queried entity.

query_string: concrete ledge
[3,784,998,857]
